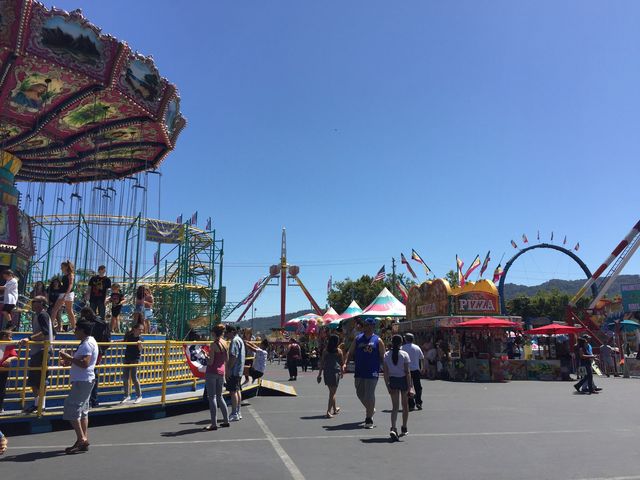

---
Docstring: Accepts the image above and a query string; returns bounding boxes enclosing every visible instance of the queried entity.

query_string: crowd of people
[0,262,154,334]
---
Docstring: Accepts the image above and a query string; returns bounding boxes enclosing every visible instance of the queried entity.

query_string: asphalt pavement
[3,363,640,480]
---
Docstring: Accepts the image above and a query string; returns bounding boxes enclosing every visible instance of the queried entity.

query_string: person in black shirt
[121,323,143,404]
[86,266,111,322]
[108,283,125,333]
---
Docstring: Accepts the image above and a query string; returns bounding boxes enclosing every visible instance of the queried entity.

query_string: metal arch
[498,243,598,314]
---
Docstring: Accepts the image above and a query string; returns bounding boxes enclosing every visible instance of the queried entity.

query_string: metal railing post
[160,339,171,405]
[20,342,31,410]
[36,341,50,416]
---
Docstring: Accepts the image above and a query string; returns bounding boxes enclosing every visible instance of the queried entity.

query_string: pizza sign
[455,291,499,315]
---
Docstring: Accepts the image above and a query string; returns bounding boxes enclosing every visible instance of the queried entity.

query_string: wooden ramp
[257,379,297,397]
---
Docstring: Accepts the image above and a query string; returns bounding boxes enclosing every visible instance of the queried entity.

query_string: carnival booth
[402,278,548,382]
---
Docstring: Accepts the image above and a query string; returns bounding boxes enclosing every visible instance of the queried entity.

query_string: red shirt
[0,344,17,364]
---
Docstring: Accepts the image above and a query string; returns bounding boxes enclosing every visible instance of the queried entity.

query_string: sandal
[65,441,82,454]
[332,407,341,415]
[325,412,334,418]
[78,441,90,452]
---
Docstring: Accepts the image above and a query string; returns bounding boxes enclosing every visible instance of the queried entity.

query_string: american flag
[372,265,386,283]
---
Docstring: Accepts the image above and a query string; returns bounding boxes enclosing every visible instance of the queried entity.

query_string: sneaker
[573,385,580,393]
[594,387,603,392]
[219,422,230,428]
[229,414,240,422]
[133,397,142,404]
[120,396,131,404]
[390,428,399,441]
[364,418,374,429]
[237,412,242,420]
[416,404,423,411]
[23,405,38,414]
[401,426,408,437]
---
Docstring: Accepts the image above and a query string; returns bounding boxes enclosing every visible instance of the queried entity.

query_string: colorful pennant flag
[510,240,518,249]
[537,230,540,241]
[551,231,554,242]
[397,278,409,303]
[522,234,529,244]
[563,235,567,245]
[464,255,482,280]
[176,214,183,224]
[456,255,465,287]
[411,249,432,275]
[479,250,491,277]
[191,211,198,226]
[574,242,580,251]
[492,264,504,283]
[327,276,332,295]
[206,217,212,230]
[401,253,418,279]
[372,265,386,283]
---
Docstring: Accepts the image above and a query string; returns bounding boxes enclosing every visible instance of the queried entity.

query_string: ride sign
[621,283,640,313]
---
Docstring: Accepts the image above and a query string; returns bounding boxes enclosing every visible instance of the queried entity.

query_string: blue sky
[38,1,640,319]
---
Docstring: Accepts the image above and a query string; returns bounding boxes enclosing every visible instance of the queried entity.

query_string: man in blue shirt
[343,317,385,429]
[225,325,245,421]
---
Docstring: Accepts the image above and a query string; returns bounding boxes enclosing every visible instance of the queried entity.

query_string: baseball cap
[364,317,377,325]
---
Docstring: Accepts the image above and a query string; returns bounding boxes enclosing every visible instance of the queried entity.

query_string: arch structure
[498,243,597,314]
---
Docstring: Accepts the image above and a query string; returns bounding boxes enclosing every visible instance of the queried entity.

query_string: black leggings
[288,361,298,379]
[0,371,7,409]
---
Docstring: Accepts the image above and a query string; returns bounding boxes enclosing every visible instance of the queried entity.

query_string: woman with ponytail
[383,334,413,441]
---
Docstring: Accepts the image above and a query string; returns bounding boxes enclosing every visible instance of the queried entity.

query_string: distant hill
[235,309,312,333]
[502,274,640,299]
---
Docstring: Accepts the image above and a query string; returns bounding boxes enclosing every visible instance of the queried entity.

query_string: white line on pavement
[248,405,306,480]
[8,437,268,450]
[577,477,640,480]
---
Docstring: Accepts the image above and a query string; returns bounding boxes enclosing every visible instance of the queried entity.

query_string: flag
[479,250,491,277]
[397,279,409,303]
[411,249,431,275]
[510,240,518,249]
[153,250,159,266]
[563,235,567,245]
[372,265,386,283]
[537,230,540,241]
[327,276,332,295]
[574,242,580,251]
[176,214,183,224]
[206,217,212,230]
[191,211,198,226]
[522,234,528,244]
[401,253,417,279]
[551,231,554,242]
[492,264,504,283]
[456,255,465,287]
[464,255,481,280]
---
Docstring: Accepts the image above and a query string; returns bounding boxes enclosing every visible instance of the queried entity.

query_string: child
[383,334,413,441]
[244,339,268,385]
[0,270,18,330]
[50,261,76,331]
[0,330,18,413]
[121,323,144,404]
[108,283,125,333]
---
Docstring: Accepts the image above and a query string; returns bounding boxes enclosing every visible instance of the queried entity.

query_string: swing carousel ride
[0,1,225,338]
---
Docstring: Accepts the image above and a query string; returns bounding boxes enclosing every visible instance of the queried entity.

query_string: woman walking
[383,334,413,441]
[121,323,144,404]
[204,324,229,430]
[51,261,76,331]
[317,334,343,418]
[286,338,301,381]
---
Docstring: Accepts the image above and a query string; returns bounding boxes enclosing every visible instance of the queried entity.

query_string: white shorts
[58,292,75,302]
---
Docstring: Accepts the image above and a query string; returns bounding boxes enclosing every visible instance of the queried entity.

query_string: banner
[621,283,640,313]
[183,344,210,379]
[146,219,183,244]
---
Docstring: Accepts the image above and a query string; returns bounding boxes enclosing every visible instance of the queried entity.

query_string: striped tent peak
[362,287,406,317]
[288,312,322,324]
[339,300,363,320]
[323,307,341,324]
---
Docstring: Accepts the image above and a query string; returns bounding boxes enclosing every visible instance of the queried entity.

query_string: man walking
[343,317,385,429]
[402,333,425,410]
[86,266,111,321]
[19,296,54,413]
[225,325,245,421]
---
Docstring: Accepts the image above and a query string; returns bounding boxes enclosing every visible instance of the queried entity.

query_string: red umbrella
[523,323,585,335]
[456,317,521,329]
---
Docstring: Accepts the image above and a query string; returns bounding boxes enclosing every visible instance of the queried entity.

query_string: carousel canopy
[361,287,406,318]
[0,2,185,183]
[339,300,363,320]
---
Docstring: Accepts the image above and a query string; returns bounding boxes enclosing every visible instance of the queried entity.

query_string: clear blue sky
[43,1,640,319]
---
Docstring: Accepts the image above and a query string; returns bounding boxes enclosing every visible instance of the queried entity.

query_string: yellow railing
[0,340,213,417]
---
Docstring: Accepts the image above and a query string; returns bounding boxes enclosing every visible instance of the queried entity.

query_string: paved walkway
[3,365,640,480]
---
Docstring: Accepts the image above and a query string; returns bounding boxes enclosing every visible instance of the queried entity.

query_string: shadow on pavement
[161,428,206,437]
[300,415,329,420]
[1,450,68,462]
[360,437,394,444]
[179,420,210,426]
[322,422,363,431]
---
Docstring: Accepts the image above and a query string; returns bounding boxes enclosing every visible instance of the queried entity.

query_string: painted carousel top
[0,1,186,183]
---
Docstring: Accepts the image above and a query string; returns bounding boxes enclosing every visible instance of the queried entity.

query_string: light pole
[252,307,257,335]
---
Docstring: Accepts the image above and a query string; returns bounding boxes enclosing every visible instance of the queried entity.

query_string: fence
[0,339,210,416]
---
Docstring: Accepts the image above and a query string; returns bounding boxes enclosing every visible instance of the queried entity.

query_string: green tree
[327,274,415,313]
[506,289,590,322]
[444,269,459,288]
